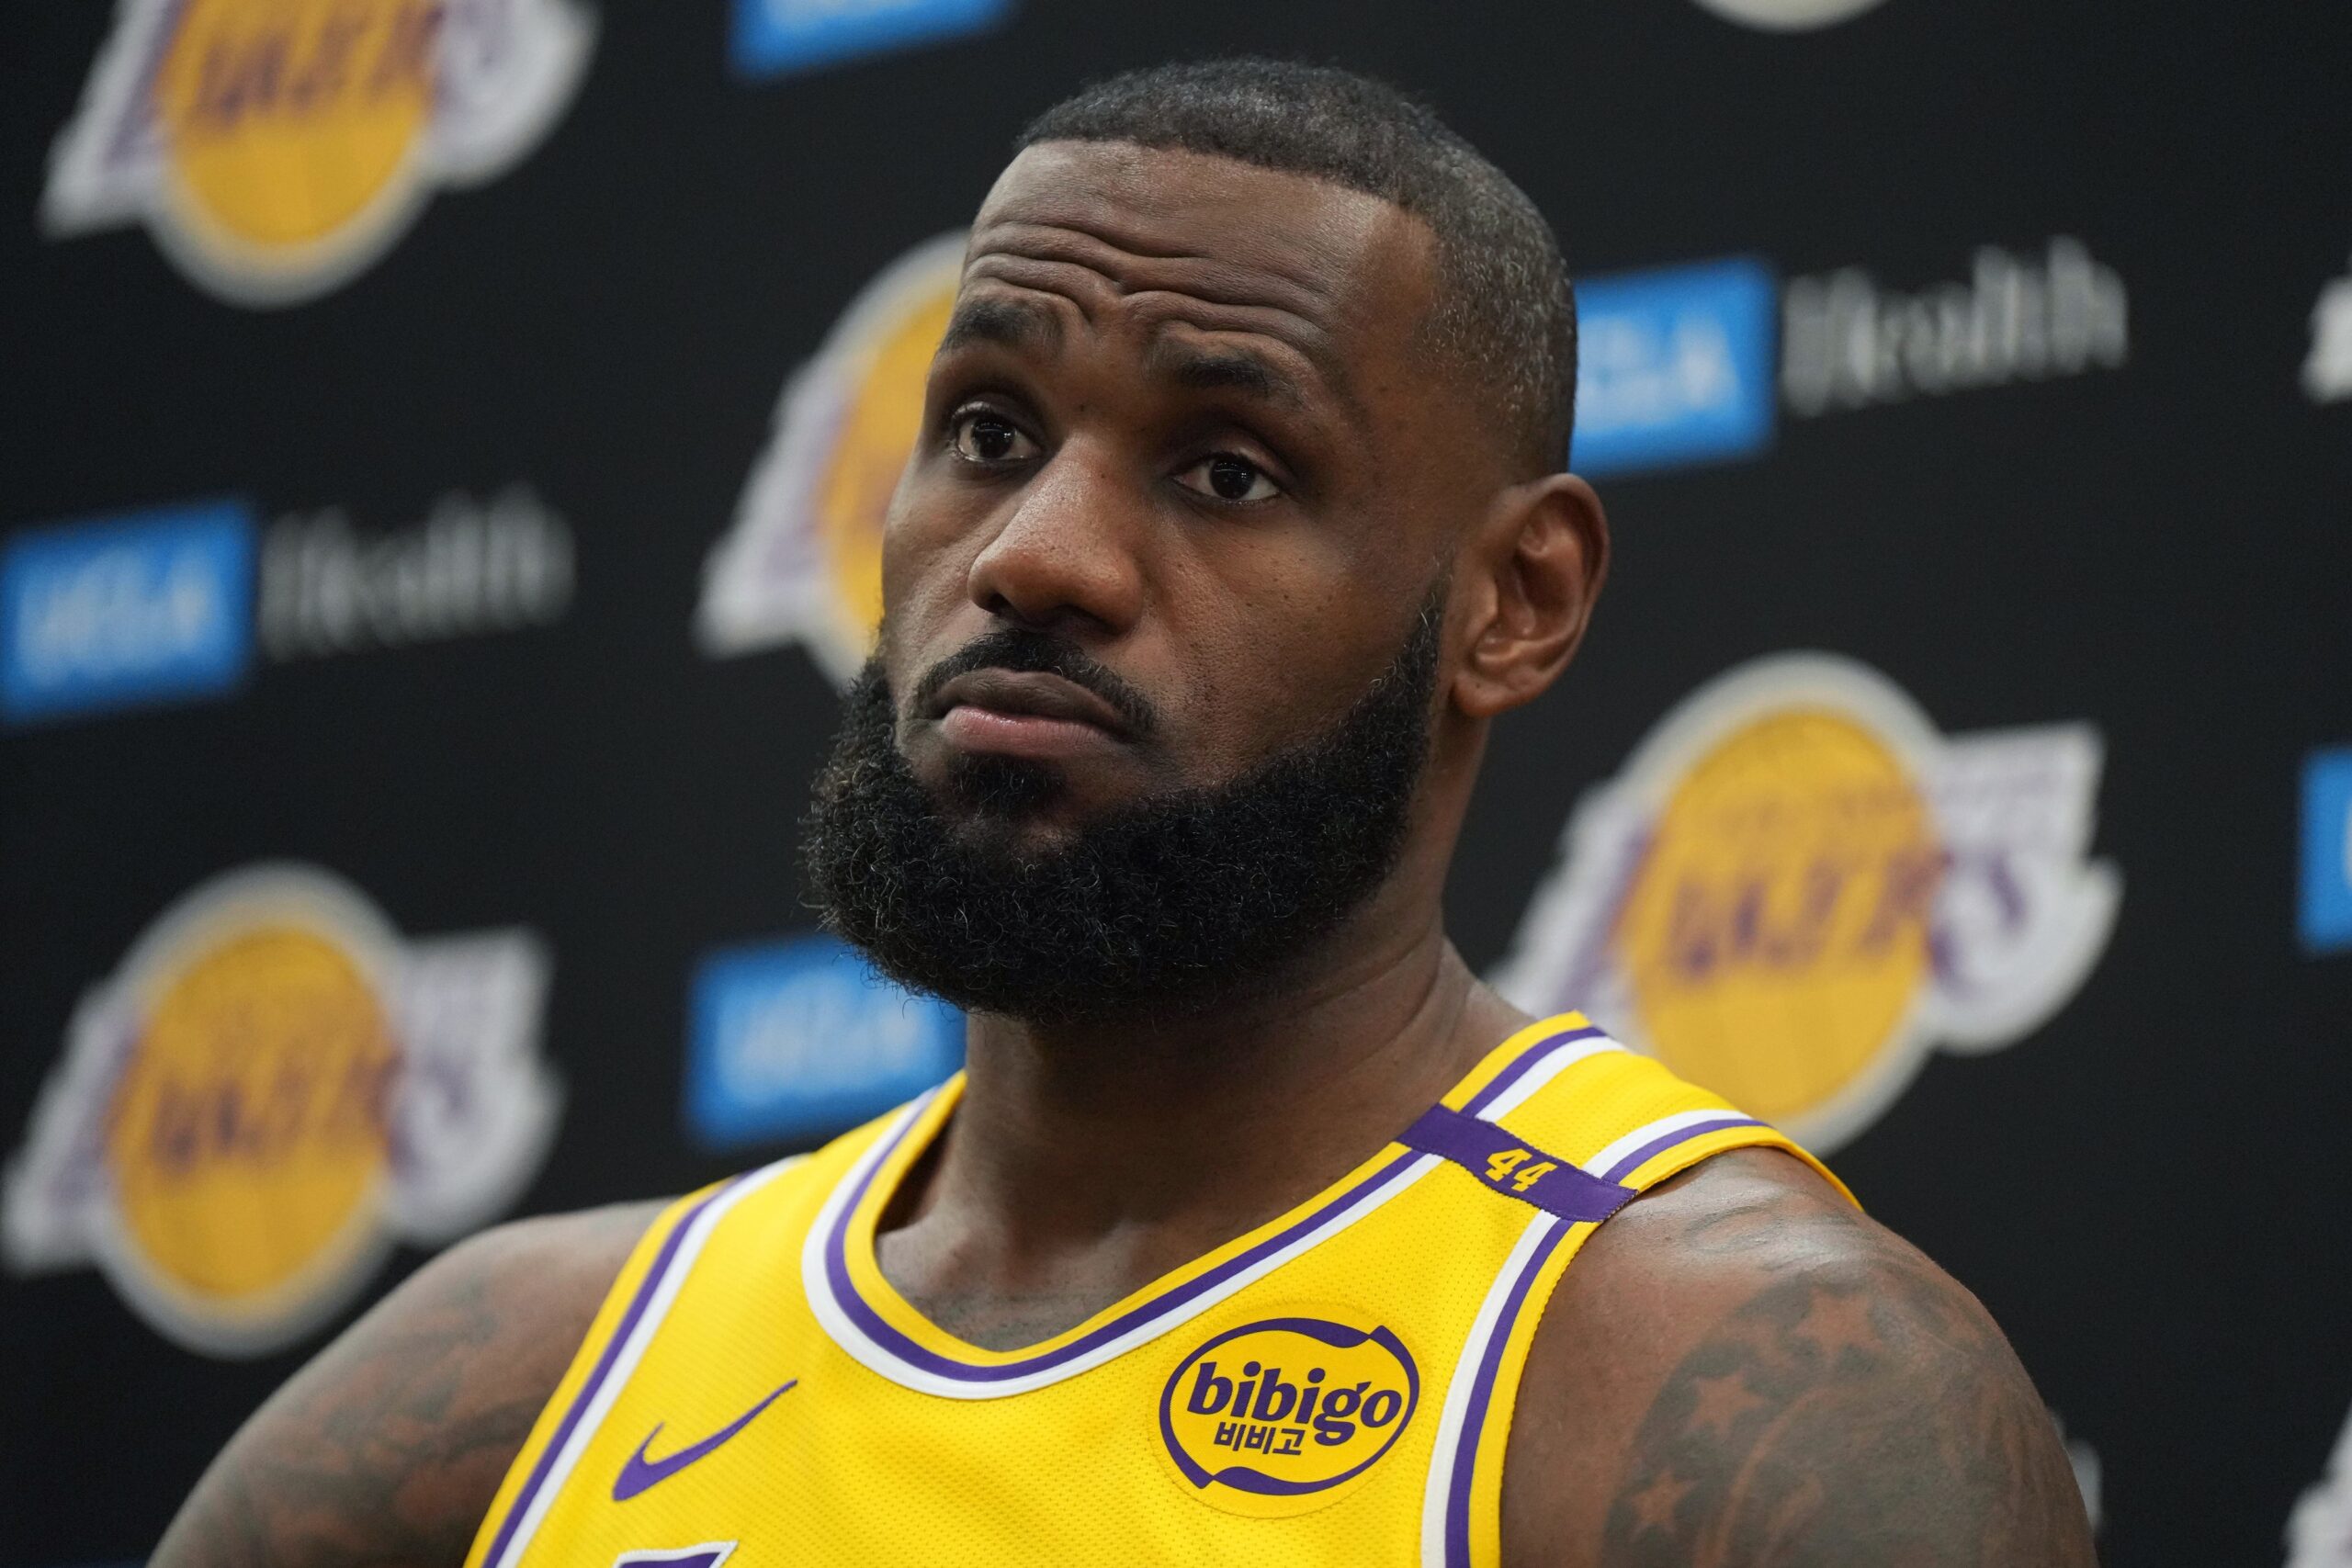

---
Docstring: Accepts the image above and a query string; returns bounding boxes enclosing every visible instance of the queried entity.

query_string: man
[155,60,2096,1567]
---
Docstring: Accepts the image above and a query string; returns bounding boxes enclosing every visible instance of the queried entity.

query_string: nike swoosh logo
[612,1380,797,1502]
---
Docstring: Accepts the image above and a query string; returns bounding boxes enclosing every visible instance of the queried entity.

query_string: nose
[965,440,1147,637]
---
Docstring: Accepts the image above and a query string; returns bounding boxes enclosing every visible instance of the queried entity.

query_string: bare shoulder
[153,1198,667,1568]
[1501,1149,2095,1568]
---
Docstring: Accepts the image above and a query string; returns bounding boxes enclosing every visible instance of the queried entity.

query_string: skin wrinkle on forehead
[954,153,1431,424]
[979,138,1400,278]
[967,217,1353,314]
[939,287,1315,417]
[948,266,1351,417]
[948,255,1362,426]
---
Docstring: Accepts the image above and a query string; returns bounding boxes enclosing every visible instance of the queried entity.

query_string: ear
[1451,473,1610,719]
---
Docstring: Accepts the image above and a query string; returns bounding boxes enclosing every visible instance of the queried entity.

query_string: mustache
[906,626,1160,739]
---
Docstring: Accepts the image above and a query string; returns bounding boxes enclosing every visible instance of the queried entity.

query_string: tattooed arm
[1502,1151,2096,1568]
[152,1200,663,1568]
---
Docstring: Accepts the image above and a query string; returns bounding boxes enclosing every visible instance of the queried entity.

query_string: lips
[928,669,1133,737]
[926,668,1136,763]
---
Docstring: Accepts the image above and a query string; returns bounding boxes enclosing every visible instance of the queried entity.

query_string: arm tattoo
[153,1205,654,1568]
[1598,1226,2096,1568]
[162,1269,541,1568]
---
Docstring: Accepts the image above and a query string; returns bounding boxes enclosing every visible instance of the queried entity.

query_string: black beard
[799,592,1444,1027]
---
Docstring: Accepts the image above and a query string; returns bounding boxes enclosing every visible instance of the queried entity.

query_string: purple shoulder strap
[1397,1103,1637,1226]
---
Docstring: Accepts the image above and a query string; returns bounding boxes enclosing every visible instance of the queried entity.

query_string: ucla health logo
[2,864,560,1356]
[1573,256,1777,479]
[1782,238,2128,417]
[1159,1317,1419,1517]
[1493,653,2120,1154]
[5,487,574,726]
[700,231,964,680]
[685,933,963,1150]
[43,0,595,306]
[1,499,255,725]
[732,0,1014,78]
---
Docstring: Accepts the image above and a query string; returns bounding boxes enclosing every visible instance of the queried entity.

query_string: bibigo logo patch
[699,231,967,681]
[1493,653,2119,1155]
[2,863,560,1356]
[1159,1316,1419,1517]
[42,0,596,307]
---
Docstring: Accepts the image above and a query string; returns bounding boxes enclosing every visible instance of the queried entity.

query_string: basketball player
[154,61,2097,1567]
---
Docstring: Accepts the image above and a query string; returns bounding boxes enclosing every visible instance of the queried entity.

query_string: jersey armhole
[462,1184,721,1568]
[1613,1124,1856,1209]
[1456,1128,1853,1568]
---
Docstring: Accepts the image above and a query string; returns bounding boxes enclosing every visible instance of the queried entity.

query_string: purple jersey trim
[1399,1105,1636,1225]
[1444,1218,1570,1568]
[820,1023,1606,1383]
[826,1130,1422,1382]
[1459,1023,1607,1116]
[478,1178,742,1568]
[1436,1114,1784,1564]
[615,1550,732,1568]
[1599,1115,1767,1185]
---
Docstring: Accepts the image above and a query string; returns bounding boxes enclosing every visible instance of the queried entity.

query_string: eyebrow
[938,294,1062,355]
[1144,339,1308,412]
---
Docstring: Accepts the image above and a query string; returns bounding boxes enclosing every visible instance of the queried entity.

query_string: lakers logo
[1159,1317,1419,1517]
[699,231,967,681]
[1493,653,2120,1153]
[1,864,559,1355]
[42,0,595,305]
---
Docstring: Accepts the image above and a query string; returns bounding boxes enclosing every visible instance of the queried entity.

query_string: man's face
[878,141,1476,842]
[802,142,1521,1022]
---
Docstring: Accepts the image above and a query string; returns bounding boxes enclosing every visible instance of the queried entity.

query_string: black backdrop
[4,3,2350,1563]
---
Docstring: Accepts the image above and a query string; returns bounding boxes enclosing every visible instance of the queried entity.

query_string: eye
[1176,453,1282,503]
[948,408,1040,466]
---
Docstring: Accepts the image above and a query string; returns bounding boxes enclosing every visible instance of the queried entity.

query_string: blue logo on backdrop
[1571,257,1778,478]
[685,933,965,1149]
[2300,750,2352,953]
[731,0,1014,78]
[0,500,255,726]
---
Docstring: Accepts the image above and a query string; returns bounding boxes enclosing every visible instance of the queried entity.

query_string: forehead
[962,141,1437,384]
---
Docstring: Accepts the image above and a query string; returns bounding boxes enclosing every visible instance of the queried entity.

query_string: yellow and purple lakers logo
[1159,1316,1419,1517]
[1,863,559,1356]
[1494,653,2120,1154]
[698,231,967,681]
[42,0,595,305]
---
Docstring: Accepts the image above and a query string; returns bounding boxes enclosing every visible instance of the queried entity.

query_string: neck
[873,883,1532,1350]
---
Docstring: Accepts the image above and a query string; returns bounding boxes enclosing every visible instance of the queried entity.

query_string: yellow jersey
[466,1013,1845,1568]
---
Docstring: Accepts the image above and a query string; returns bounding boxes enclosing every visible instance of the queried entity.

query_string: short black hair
[1020,58,1576,476]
